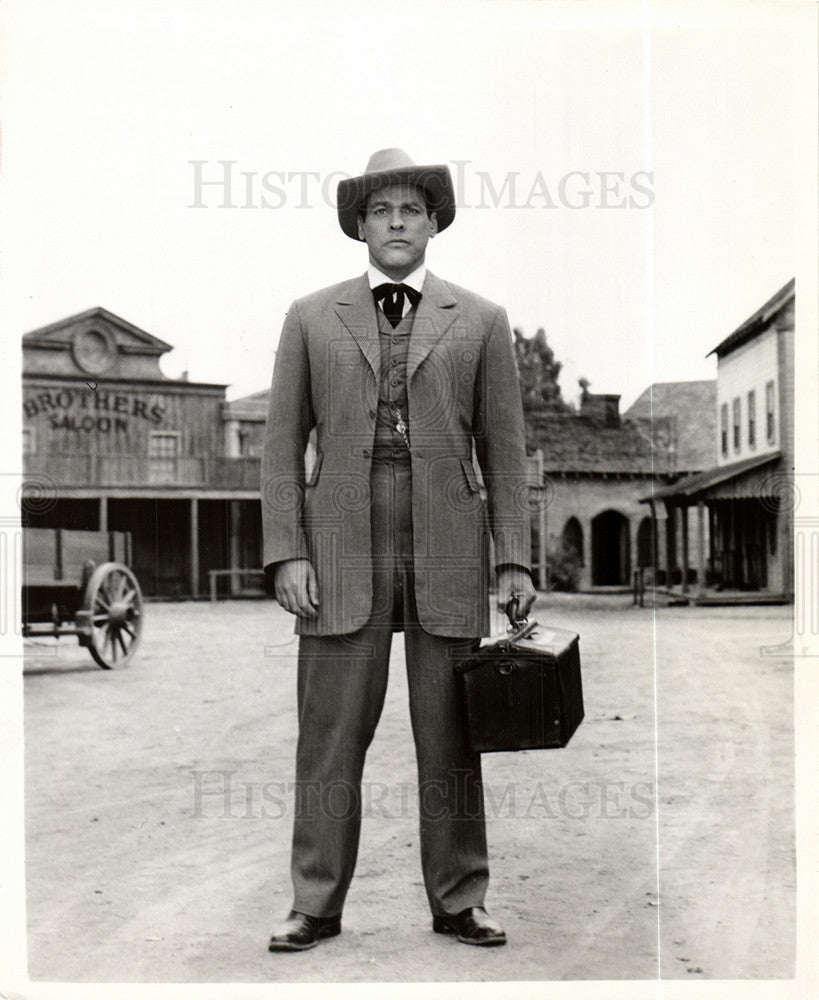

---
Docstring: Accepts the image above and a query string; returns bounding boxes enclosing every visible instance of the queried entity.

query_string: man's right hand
[274,559,319,618]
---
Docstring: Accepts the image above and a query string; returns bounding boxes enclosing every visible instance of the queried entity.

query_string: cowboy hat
[336,148,456,240]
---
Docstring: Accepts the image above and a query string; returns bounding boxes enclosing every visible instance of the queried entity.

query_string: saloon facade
[22,308,263,598]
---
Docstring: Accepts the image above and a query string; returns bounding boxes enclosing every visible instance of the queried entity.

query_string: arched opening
[561,516,584,565]
[591,510,631,586]
[637,516,654,568]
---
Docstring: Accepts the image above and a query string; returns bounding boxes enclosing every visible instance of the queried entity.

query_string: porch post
[190,496,199,599]
[229,500,241,596]
[696,499,706,597]
[681,502,690,596]
[666,503,676,587]
[651,501,666,584]
[98,496,108,532]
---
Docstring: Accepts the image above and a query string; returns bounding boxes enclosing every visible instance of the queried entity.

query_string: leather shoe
[268,909,341,952]
[433,906,507,946]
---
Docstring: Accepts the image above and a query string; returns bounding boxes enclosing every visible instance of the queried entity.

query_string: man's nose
[389,210,405,229]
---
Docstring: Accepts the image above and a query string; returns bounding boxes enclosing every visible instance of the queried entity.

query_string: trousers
[290,456,489,917]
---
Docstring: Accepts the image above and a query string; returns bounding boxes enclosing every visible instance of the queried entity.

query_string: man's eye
[404,207,420,215]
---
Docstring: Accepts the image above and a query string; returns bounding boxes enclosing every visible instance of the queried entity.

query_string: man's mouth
[385,239,409,247]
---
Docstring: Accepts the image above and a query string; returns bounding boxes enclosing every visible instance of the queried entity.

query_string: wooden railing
[23,454,262,490]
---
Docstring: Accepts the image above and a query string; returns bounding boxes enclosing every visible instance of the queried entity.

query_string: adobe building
[22,308,264,598]
[643,279,795,601]
[529,385,715,591]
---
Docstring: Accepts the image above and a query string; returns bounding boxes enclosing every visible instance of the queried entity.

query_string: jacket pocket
[305,453,323,488]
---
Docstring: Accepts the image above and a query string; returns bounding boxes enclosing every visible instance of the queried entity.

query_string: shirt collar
[367,263,426,294]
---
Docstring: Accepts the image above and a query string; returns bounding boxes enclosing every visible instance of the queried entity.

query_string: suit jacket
[261,270,531,637]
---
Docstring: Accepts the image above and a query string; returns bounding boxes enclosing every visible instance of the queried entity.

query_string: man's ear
[357,215,366,241]
[429,210,438,238]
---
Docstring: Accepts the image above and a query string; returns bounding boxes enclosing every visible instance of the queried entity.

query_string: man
[262,148,536,951]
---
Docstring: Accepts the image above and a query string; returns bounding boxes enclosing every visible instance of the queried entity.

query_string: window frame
[747,389,756,450]
[732,397,741,454]
[766,380,776,444]
[148,429,181,483]
[720,402,728,457]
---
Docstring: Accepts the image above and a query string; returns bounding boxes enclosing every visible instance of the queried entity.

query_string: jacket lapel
[407,271,459,381]
[333,274,380,379]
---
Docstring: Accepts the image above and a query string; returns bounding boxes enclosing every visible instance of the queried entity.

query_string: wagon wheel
[83,562,143,669]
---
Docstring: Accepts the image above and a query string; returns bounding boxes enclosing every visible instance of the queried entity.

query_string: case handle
[505,596,528,630]
[503,598,537,643]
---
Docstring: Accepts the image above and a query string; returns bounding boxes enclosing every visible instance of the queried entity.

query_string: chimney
[580,392,621,428]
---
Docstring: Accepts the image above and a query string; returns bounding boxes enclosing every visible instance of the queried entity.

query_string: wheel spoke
[86,566,143,667]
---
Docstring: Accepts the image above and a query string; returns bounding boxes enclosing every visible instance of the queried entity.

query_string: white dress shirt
[367,264,426,319]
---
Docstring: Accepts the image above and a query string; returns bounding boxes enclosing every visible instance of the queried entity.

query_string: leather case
[454,620,584,753]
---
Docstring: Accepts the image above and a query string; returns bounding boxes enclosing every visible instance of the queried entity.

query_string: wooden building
[642,279,795,601]
[22,308,263,598]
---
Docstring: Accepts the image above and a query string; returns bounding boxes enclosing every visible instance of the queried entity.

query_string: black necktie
[372,283,422,328]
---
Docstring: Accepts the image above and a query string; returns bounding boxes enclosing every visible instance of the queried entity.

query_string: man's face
[357,182,438,279]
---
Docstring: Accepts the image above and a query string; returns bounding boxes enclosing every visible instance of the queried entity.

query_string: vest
[371,304,415,460]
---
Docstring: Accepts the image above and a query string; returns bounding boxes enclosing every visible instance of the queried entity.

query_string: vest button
[363,449,370,457]
[368,409,376,419]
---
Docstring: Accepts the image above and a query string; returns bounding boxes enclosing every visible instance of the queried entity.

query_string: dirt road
[22,594,795,983]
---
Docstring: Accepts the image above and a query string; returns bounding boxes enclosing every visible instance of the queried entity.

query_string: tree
[513,327,571,416]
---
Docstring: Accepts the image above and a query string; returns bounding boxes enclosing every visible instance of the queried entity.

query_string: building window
[720,402,728,457]
[747,389,756,449]
[766,380,776,444]
[149,431,180,483]
[22,426,36,455]
[732,397,741,453]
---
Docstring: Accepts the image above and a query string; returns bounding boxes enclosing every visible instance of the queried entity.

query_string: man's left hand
[496,567,537,621]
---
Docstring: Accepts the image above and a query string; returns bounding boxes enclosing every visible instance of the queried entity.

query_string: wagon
[22,528,144,668]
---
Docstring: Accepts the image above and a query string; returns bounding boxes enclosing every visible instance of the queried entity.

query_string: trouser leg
[289,458,401,916]
[404,625,489,916]
[389,456,490,915]
[290,627,391,917]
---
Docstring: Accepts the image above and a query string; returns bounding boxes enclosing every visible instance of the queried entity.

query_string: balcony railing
[23,454,263,491]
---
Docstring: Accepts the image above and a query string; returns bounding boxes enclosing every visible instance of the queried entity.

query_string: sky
[2,0,816,413]
[1,5,818,995]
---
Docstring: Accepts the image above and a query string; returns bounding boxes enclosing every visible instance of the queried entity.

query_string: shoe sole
[268,924,341,952]
[433,919,506,947]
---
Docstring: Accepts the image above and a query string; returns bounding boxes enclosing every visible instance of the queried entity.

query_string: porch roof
[640,451,782,502]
